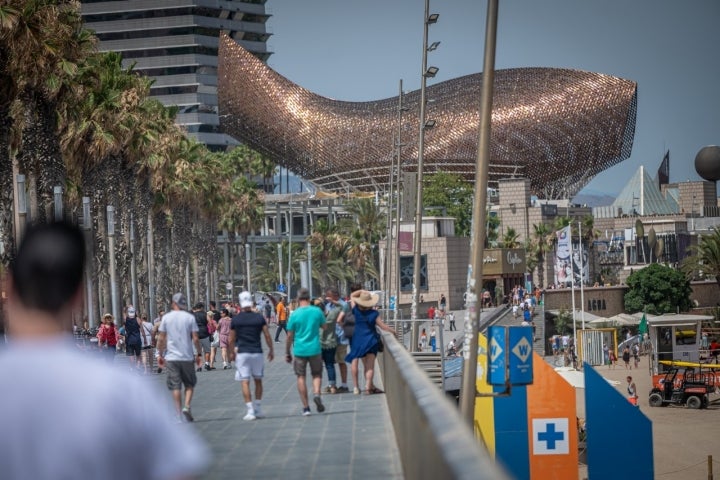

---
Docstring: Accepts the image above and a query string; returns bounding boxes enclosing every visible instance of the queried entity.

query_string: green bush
[624,263,692,314]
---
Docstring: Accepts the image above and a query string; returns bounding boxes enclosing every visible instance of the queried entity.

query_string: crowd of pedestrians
[0,220,405,479]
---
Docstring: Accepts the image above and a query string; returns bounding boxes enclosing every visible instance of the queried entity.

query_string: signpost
[488,326,533,386]
[277,283,286,293]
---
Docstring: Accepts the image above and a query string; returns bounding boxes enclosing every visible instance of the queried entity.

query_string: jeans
[274,322,288,341]
[430,337,436,352]
[321,347,337,385]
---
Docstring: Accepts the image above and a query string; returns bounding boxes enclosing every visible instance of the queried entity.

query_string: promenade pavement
[150,332,403,480]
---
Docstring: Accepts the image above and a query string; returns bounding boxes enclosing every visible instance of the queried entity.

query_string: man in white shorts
[229,291,274,420]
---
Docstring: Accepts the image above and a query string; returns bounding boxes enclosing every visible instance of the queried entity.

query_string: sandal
[364,387,384,395]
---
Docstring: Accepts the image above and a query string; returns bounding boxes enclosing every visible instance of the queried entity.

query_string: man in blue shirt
[286,288,327,416]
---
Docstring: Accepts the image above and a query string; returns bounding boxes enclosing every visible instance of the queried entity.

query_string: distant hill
[572,190,616,207]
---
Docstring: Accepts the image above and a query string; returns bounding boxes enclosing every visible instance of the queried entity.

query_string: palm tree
[531,223,554,288]
[501,227,521,249]
[3,0,94,220]
[682,227,720,289]
[581,214,600,283]
[308,219,348,289]
[344,198,386,244]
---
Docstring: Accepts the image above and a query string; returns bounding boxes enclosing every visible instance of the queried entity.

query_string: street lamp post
[107,205,119,323]
[82,197,95,327]
[15,175,27,243]
[459,0,499,426]
[53,186,63,221]
[394,80,405,324]
[287,197,293,300]
[410,0,439,352]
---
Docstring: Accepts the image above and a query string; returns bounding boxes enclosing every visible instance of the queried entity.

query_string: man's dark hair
[209,301,217,309]
[193,302,204,311]
[349,282,362,293]
[11,221,85,313]
[297,288,310,301]
[325,286,339,297]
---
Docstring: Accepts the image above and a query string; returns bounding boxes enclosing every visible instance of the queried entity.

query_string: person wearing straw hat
[345,290,396,395]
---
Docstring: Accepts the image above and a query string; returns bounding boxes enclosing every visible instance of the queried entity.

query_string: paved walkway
[151,333,403,479]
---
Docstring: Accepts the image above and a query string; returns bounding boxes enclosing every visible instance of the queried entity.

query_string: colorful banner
[554,226,572,287]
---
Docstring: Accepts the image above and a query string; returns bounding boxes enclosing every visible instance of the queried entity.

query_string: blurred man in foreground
[0,221,208,479]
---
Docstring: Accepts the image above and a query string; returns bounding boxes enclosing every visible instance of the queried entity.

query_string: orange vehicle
[649,361,720,409]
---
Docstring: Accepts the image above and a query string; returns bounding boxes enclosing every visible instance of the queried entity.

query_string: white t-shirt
[0,337,208,480]
[139,320,154,348]
[160,309,199,361]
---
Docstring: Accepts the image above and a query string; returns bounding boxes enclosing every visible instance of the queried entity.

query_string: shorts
[194,336,211,355]
[126,343,141,357]
[293,354,323,378]
[335,344,348,364]
[235,353,264,380]
[166,361,197,390]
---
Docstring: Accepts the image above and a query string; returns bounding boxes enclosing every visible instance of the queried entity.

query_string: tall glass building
[80,0,273,150]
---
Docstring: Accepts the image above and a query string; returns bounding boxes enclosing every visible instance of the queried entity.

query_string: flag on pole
[638,313,648,336]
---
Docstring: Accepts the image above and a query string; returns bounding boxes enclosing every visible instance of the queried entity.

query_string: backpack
[208,317,217,335]
[342,310,355,340]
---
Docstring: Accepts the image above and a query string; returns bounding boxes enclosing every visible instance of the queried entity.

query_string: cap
[172,292,188,309]
[127,307,136,317]
[239,291,253,308]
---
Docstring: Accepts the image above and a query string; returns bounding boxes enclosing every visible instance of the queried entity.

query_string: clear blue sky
[265,0,720,196]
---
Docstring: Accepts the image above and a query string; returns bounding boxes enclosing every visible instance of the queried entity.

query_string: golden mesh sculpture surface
[218,34,637,197]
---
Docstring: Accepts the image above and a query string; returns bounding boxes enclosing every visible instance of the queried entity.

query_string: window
[399,255,428,292]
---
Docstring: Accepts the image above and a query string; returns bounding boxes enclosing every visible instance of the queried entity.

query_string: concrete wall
[544,280,720,316]
[377,330,509,480]
[544,285,627,316]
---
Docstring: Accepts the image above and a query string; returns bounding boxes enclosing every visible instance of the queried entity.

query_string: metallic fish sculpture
[218,33,637,197]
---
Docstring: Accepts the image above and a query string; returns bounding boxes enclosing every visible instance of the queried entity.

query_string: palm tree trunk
[0,112,15,266]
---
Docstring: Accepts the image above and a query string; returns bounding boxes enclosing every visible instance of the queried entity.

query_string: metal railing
[377,329,509,480]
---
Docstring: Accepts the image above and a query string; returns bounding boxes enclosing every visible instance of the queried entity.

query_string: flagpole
[570,225,576,339]
[579,221,585,331]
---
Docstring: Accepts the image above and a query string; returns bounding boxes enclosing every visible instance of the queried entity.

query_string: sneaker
[196,367,202,372]
[330,386,338,394]
[174,414,184,424]
[223,365,229,370]
[156,367,163,374]
[182,408,194,423]
[254,408,265,419]
[313,396,325,413]
[302,407,311,416]
[324,386,332,394]
[243,411,256,421]
[275,340,280,344]
[336,386,349,394]
[353,387,361,395]
[204,363,211,371]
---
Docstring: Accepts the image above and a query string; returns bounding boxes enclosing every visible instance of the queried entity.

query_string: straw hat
[354,290,379,308]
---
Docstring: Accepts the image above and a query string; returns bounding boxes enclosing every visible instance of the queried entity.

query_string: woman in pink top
[218,309,233,369]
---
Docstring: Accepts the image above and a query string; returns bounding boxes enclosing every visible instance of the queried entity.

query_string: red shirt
[98,325,117,346]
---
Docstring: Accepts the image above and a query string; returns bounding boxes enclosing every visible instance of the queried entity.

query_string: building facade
[80,0,272,150]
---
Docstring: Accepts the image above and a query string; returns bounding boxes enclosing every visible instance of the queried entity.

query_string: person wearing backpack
[322,288,346,394]
[334,284,359,393]
[191,303,212,371]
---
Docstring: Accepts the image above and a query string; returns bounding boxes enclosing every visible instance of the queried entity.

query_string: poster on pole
[554,226,572,287]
